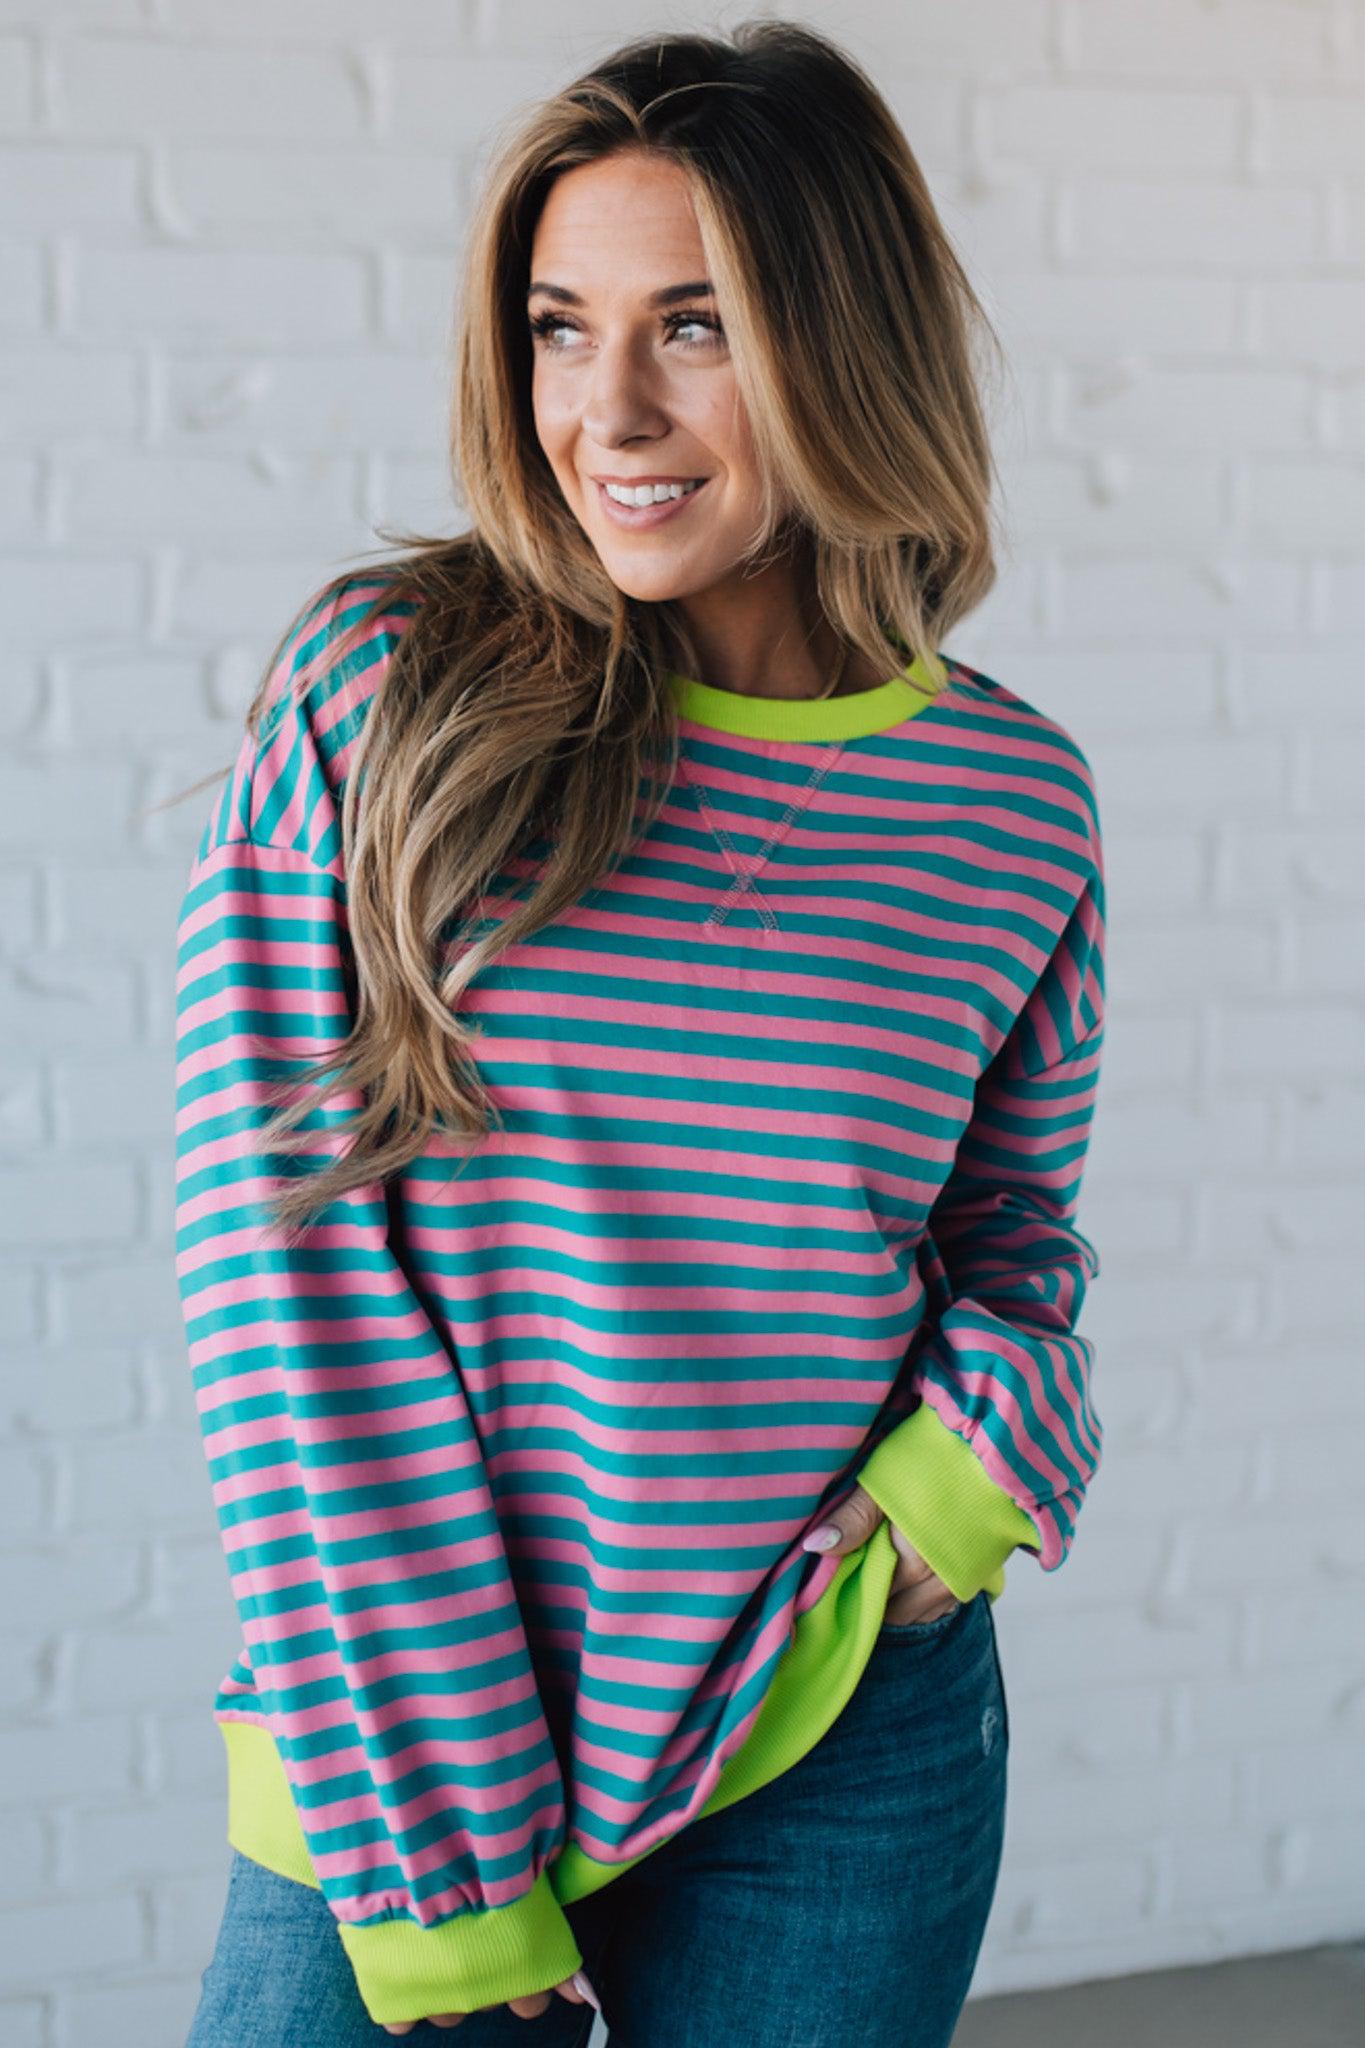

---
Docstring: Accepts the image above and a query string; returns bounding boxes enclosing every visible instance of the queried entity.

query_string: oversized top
[173,574,1105,2024]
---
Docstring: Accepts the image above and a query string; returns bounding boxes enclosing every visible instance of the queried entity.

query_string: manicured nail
[802,1523,841,1552]
[573,1971,601,2011]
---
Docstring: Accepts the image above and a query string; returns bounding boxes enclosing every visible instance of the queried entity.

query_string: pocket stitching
[878,1599,962,1636]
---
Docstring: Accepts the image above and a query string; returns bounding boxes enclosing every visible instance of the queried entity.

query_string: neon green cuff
[220,1718,583,2023]
[337,1865,583,2025]
[858,1400,1039,1602]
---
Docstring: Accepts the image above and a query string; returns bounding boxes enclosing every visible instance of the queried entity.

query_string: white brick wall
[2,2,1362,2040]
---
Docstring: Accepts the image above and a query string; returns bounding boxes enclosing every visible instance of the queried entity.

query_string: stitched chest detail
[673,742,848,934]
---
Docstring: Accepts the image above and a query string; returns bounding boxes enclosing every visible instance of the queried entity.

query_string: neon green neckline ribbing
[666,648,949,741]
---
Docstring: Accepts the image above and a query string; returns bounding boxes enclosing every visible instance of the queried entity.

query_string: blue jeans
[186,1591,1008,2048]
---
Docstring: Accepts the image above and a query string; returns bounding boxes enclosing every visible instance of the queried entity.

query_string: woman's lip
[593,477,710,530]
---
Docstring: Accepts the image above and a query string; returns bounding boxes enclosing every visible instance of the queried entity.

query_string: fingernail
[802,1523,841,1552]
[573,1970,601,2012]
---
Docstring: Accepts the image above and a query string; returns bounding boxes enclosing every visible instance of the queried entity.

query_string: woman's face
[527,149,773,604]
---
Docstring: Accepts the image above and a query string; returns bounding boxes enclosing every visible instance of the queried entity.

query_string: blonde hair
[249,17,1007,1231]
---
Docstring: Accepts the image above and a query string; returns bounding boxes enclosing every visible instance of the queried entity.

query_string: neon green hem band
[215,1511,932,2011]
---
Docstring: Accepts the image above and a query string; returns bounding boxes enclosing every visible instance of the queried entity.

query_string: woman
[179,20,1104,2047]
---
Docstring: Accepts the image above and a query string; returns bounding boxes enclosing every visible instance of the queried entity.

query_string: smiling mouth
[593,476,711,527]
[599,477,704,501]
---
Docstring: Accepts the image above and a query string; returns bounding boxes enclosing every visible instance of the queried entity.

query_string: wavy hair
[247,17,1008,1231]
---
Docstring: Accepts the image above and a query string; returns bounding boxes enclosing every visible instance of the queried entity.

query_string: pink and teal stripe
[174,573,1104,2018]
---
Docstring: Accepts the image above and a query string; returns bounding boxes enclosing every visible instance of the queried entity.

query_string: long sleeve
[174,606,582,2024]
[858,852,1106,1603]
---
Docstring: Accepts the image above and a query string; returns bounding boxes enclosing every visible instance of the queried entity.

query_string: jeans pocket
[982,1593,1011,1745]
[878,1597,963,1637]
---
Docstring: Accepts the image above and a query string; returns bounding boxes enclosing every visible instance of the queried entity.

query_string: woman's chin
[593,551,717,604]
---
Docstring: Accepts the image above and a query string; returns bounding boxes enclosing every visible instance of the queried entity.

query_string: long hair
[249,18,1008,1232]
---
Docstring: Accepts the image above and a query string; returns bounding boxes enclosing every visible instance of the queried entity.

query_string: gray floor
[951,1941,1365,2048]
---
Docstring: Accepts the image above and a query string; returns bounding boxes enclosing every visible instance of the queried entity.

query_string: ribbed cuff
[219,1718,583,2023]
[337,1866,584,2025]
[858,1400,1039,1602]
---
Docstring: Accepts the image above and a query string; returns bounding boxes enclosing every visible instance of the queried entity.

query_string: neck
[671,559,881,702]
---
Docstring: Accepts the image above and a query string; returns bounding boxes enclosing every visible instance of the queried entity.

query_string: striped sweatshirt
[173,574,1105,2025]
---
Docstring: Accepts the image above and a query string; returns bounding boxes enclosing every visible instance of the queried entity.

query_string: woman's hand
[379,1968,600,2033]
[801,1483,959,1622]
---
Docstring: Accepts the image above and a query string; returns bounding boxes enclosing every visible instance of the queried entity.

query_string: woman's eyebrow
[526,279,715,306]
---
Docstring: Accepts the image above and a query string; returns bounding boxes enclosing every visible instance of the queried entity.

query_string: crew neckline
[665,648,950,740]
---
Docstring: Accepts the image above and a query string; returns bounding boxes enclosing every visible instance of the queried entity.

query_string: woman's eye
[527,314,576,348]
[527,311,724,352]
[667,314,724,347]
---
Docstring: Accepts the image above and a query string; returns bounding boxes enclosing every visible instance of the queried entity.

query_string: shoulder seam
[1016,1017,1105,1082]
[194,826,346,884]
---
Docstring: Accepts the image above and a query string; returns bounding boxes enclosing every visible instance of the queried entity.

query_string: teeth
[603,479,703,506]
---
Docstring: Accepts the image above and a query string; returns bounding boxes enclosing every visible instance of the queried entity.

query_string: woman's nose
[580,341,669,442]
